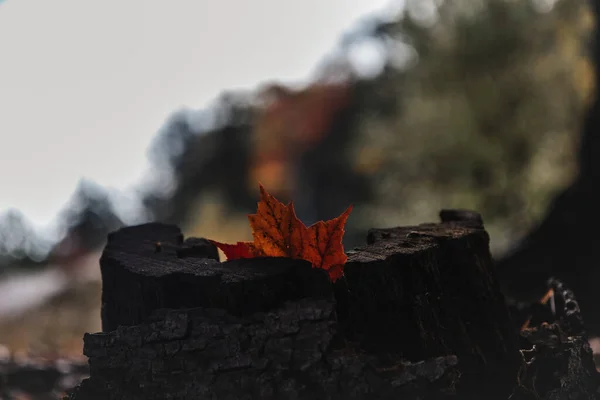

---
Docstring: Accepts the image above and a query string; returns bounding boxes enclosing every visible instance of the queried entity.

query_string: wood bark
[69,217,522,399]
[508,278,600,400]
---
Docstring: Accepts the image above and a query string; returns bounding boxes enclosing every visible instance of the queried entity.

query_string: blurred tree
[52,179,124,259]
[0,209,44,269]
[497,0,600,334]
[143,94,256,227]
[145,79,376,249]
[344,0,592,254]
[250,80,357,223]
[0,179,125,274]
[137,0,592,255]
[3,0,592,284]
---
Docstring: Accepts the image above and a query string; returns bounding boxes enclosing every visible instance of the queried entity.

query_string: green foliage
[350,0,592,253]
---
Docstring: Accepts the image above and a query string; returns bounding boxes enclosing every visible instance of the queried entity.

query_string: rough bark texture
[508,279,600,400]
[66,216,524,400]
[337,220,520,395]
[100,222,330,333]
[71,301,463,400]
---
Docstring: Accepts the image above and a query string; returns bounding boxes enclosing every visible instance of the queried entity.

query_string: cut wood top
[347,221,487,263]
[102,222,320,283]
[99,222,333,332]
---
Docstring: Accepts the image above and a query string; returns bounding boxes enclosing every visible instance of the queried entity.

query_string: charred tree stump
[98,222,328,333]
[509,278,600,399]
[337,217,520,396]
[69,216,520,400]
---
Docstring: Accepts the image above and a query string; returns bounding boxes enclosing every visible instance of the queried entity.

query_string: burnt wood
[340,218,519,395]
[99,222,331,333]
[71,215,523,399]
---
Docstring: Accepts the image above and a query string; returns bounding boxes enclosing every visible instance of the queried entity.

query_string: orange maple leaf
[210,241,256,259]
[209,184,352,282]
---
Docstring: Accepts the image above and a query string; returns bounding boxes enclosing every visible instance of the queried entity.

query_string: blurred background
[0,0,596,371]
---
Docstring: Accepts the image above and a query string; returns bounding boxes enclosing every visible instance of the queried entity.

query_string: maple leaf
[210,184,353,282]
[207,240,255,259]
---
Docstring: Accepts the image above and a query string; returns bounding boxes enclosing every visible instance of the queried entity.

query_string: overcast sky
[0,0,394,230]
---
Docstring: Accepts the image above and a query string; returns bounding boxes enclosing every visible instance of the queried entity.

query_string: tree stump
[69,215,521,400]
[337,220,519,391]
[509,278,600,399]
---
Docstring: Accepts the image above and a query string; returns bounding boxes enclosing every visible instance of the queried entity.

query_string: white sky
[0,0,393,230]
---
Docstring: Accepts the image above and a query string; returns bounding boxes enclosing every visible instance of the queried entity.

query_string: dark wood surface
[68,214,600,399]
[100,222,332,333]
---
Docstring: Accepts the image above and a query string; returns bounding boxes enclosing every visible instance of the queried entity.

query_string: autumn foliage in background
[210,184,353,282]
